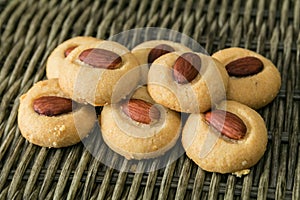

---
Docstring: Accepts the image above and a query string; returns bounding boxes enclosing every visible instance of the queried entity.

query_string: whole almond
[148,44,175,64]
[33,96,75,116]
[79,48,122,69]
[173,52,201,84]
[64,46,77,57]
[205,110,247,140]
[225,56,263,77]
[121,99,160,124]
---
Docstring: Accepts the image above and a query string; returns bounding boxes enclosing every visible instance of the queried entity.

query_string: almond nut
[64,46,77,57]
[33,96,75,116]
[205,110,247,140]
[148,44,175,64]
[225,56,263,77]
[173,52,201,84]
[121,99,160,124]
[79,48,122,69]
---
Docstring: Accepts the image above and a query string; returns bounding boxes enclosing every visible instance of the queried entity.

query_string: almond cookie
[131,40,191,65]
[182,100,267,175]
[147,52,229,113]
[100,86,181,160]
[58,40,140,106]
[212,47,281,109]
[18,79,96,148]
[46,36,101,79]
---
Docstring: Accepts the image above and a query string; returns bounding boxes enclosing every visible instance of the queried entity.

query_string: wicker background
[0,0,299,199]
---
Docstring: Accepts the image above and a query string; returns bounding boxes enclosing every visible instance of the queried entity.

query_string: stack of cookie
[18,37,142,148]
[132,41,281,175]
[18,37,281,176]
[181,48,281,175]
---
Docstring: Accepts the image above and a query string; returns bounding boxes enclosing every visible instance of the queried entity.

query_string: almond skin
[173,52,201,84]
[121,99,160,124]
[64,46,77,57]
[79,48,122,69]
[205,110,247,140]
[33,96,75,116]
[225,56,263,77]
[148,44,175,64]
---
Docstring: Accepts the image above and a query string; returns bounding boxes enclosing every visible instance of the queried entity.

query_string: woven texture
[0,0,299,199]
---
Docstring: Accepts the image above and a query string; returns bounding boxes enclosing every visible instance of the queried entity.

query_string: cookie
[182,100,268,175]
[100,86,181,160]
[58,40,141,106]
[46,36,101,79]
[18,79,96,148]
[212,47,281,109]
[147,52,229,113]
[131,40,191,65]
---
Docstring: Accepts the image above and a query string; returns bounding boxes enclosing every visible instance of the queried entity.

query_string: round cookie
[100,86,181,160]
[147,52,229,113]
[18,79,96,148]
[46,36,101,79]
[58,40,141,106]
[212,47,281,109]
[182,100,268,175]
[131,40,191,65]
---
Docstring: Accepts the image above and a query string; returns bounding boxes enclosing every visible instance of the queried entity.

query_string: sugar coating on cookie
[212,47,281,109]
[131,40,191,65]
[147,52,229,113]
[58,40,141,106]
[100,86,181,160]
[182,100,267,175]
[46,36,101,79]
[18,79,96,148]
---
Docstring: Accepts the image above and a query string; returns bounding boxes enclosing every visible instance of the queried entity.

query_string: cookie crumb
[242,161,248,166]
[130,164,137,172]
[232,169,250,177]
[152,145,158,150]
[59,125,66,131]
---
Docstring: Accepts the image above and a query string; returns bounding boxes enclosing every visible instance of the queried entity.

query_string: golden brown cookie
[100,86,181,160]
[58,40,141,106]
[131,40,191,65]
[182,100,267,175]
[18,79,96,148]
[212,47,281,109]
[147,52,229,113]
[46,36,101,79]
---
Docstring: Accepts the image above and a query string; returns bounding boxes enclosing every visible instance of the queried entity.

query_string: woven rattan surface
[0,0,300,199]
